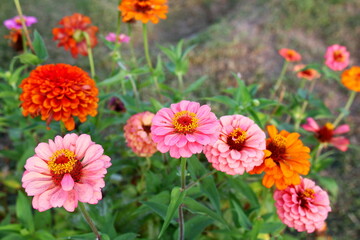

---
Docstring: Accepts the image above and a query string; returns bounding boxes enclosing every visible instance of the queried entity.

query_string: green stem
[127,24,138,66]
[272,61,289,98]
[128,74,140,104]
[176,73,184,93]
[142,23,153,69]
[83,32,96,78]
[78,203,102,240]
[13,0,34,52]
[333,91,356,127]
[179,157,187,240]
[313,143,324,166]
[146,157,151,171]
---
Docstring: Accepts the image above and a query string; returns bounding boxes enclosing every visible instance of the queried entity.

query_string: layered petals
[119,0,168,24]
[341,66,360,92]
[124,111,158,157]
[22,134,111,212]
[279,48,301,62]
[204,115,266,175]
[324,44,350,71]
[151,100,220,158]
[274,178,331,233]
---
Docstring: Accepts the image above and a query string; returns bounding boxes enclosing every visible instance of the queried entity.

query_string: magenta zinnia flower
[274,178,331,233]
[302,118,350,151]
[105,32,130,43]
[203,115,266,175]
[324,44,350,71]
[124,111,158,157]
[4,15,37,30]
[22,134,111,212]
[151,100,220,158]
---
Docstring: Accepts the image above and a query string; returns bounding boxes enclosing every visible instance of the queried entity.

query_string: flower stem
[333,91,357,127]
[142,23,153,70]
[83,32,96,78]
[178,157,187,240]
[313,143,324,166]
[185,169,216,190]
[13,0,35,53]
[78,202,102,240]
[176,73,184,93]
[272,61,289,98]
[128,74,140,104]
[127,24,138,66]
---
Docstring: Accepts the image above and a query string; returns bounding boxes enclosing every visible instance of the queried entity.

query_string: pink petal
[63,190,78,212]
[333,124,350,135]
[61,173,75,191]
[37,187,59,212]
[302,118,319,132]
[82,144,104,166]
[35,143,54,160]
[50,188,68,207]
[24,156,49,173]
[330,137,349,151]
[74,183,94,202]
[75,134,93,159]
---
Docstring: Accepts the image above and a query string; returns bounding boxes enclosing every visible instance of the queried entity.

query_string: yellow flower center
[333,50,345,62]
[227,128,247,151]
[48,149,77,174]
[301,188,315,199]
[324,122,334,130]
[267,135,287,163]
[273,135,287,149]
[172,111,199,134]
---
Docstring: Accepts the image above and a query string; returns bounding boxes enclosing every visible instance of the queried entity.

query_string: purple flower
[4,15,37,30]
[105,32,130,44]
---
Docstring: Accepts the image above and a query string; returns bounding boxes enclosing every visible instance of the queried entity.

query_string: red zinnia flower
[19,64,99,131]
[279,48,302,62]
[52,13,98,58]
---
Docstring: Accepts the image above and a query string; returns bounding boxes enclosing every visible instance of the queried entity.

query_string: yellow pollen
[273,135,287,149]
[325,122,334,130]
[229,128,247,144]
[301,188,315,199]
[172,110,199,134]
[48,149,77,174]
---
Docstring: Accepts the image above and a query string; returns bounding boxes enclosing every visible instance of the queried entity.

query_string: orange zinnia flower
[279,48,302,62]
[294,64,321,81]
[341,66,360,92]
[119,0,168,24]
[4,29,24,52]
[19,64,99,131]
[250,125,311,190]
[52,13,98,58]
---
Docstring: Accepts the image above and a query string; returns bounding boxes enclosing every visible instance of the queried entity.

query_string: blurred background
[1,0,360,238]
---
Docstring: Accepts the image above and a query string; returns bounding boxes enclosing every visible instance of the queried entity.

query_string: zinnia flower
[19,64,99,131]
[4,15,37,30]
[105,32,130,44]
[274,178,331,233]
[119,0,168,24]
[22,134,111,212]
[108,97,126,113]
[293,64,321,81]
[324,44,350,71]
[124,111,157,157]
[341,66,360,92]
[4,29,24,52]
[250,125,311,190]
[279,48,302,62]
[203,115,266,175]
[52,13,98,58]
[302,118,350,151]
[151,100,220,158]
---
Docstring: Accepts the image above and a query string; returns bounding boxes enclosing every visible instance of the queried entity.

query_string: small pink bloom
[274,178,331,233]
[279,48,302,62]
[4,15,37,30]
[151,100,221,158]
[124,111,158,157]
[324,44,350,71]
[293,64,321,81]
[302,118,350,151]
[105,32,130,43]
[203,115,266,175]
[22,134,111,212]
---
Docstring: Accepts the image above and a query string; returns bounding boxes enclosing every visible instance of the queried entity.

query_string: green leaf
[1,233,25,240]
[250,218,263,240]
[317,176,339,200]
[228,178,259,209]
[98,71,126,86]
[16,191,34,232]
[33,30,48,60]
[183,197,228,227]
[175,215,213,240]
[113,233,138,240]
[158,187,186,239]
[234,75,252,105]
[150,98,163,112]
[142,201,168,219]
[231,199,252,230]
[259,222,285,234]
[204,96,237,108]
[0,224,22,232]
[34,230,56,240]
[18,53,41,65]
[184,76,207,94]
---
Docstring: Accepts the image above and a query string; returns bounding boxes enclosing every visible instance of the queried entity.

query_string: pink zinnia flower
[105,32,130,43]
[151,100,220,158]
[22,134,111,212]
[302,118,350,151]
[124,111,158,157]
[324,44,350,71]
[4,15,37,30]
[274,178,331,233]
[279,48,302,62]
[203,115,266,175]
